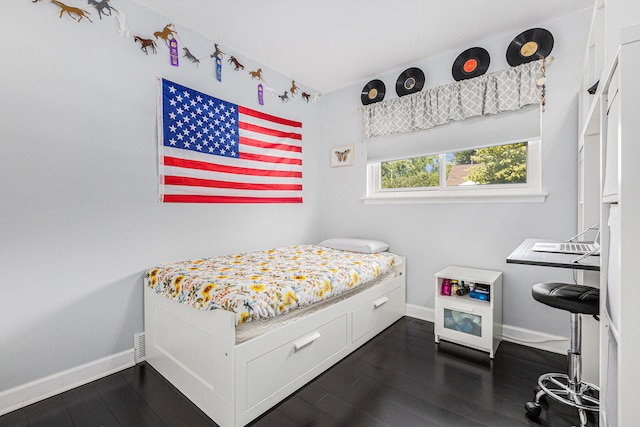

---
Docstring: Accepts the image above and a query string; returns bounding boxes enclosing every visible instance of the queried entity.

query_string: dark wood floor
[0,317,597,426]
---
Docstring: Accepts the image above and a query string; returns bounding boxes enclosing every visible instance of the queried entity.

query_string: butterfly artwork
[331,145,354,167]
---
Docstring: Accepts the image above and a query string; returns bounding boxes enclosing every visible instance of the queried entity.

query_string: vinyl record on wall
[506,28,554,66]
[452,47,490,81]
[361,79,386,105]
[395,67,425,97]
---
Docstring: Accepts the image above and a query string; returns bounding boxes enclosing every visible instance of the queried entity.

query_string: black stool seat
[532,283,599,315]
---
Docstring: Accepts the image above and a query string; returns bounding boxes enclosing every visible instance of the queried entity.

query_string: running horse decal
[87,0,116,20]
[154,24,177,47]
[278,91,290,103]
[210,43,225,59]
[134,36,157,55]
[51,0,93,22]
[182,48,200,67]
[290,80,300,97]
[249,68,264,81]
[228,56,245,71]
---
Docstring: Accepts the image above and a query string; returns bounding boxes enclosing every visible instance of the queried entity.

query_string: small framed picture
[331,144,354,167]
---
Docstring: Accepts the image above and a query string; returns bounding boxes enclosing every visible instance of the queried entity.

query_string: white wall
[320,10,591,338]
[0,0,323,396]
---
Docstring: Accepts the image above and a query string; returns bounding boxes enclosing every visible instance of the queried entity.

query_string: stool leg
[568,313,582,390]
[569,313,590,427]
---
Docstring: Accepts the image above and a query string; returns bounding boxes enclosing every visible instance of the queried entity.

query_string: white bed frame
[144,258,405,427]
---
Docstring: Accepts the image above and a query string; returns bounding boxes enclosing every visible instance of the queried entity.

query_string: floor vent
[134,333,146,363]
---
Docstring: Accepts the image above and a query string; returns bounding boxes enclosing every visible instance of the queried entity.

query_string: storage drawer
[245,314,348,408]
[435,300,493,351]
[352,286,403,342]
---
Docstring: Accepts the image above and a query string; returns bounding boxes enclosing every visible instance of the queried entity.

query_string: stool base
[525,372,599,427]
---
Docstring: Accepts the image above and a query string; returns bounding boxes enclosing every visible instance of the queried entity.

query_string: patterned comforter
[145,245,396,326]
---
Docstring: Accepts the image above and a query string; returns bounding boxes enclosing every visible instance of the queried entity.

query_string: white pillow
[318,237,389,254]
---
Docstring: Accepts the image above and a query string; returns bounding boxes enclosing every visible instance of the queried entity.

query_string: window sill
[362,191,548,205]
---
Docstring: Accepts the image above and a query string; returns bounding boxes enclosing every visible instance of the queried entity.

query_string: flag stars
[230,106,236,113]
[176,95,183,102]
[184,141,191,148]
[169,99,177,106]
[169,112,177,120]
[190,124,196,131]
[196,95,202,102]
[168,85,176,94]
[183,91,190,98]
[176,107,184,115]
[169,138,177,146]
[169,125,177,133]
[196,144,202,151]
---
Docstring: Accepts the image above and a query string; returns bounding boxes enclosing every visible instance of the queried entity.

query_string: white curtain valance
[362,60,543,139]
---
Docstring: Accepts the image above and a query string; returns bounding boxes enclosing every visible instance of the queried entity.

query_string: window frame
[364,139,546,204]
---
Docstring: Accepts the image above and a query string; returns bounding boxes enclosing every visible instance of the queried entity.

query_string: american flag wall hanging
[157,78,303,203]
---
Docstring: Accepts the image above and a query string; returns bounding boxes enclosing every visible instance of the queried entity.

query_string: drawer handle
[449,304,474,314]
[374,296,389,308]
[294,331,321,351]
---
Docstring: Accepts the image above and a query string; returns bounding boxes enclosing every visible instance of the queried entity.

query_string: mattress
[145,245,398,326]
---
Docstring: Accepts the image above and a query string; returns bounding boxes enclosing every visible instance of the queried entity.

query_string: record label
[452,47,490,81]
[520,41,539,57]
[403,77,416,90]
[395,67,425,97]
[506,28,554,66]
[463,58,478,73]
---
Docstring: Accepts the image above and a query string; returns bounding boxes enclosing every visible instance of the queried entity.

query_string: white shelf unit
[597,28,640,427]
[579,0,640,423]
[434,266,502,358]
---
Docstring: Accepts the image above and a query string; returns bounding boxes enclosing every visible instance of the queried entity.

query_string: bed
[143,239,406,427]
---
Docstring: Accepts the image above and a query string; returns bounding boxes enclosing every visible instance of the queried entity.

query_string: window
[366,140,545,203]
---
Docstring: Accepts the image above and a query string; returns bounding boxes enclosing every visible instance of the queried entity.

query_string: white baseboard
[404,304,568,355]
[405,303,435,322]
[500,324,568,355]
[0,349,135,416]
